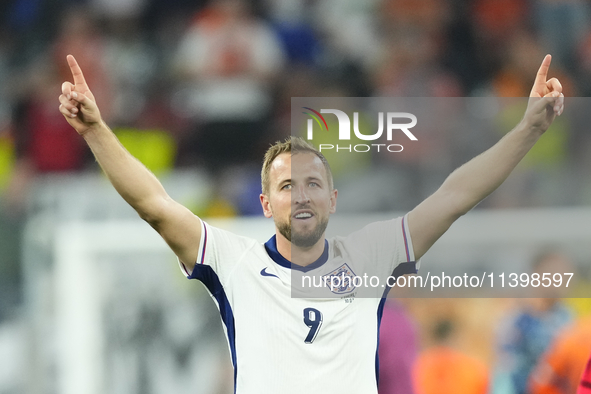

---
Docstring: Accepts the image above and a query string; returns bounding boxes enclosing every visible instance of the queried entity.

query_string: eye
[309,182,319,187]
[281,184,292,190]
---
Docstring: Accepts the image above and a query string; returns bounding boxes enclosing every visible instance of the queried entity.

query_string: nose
[293,184,310,205]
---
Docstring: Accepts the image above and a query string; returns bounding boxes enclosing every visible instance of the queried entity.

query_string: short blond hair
[261,137,333,195]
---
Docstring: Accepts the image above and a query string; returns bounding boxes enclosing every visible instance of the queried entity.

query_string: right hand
[58,55,102,135]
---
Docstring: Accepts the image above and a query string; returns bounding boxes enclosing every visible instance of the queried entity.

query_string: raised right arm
[58,55,201,272]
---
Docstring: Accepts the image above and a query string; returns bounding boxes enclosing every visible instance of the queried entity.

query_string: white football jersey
[179,215,417,394]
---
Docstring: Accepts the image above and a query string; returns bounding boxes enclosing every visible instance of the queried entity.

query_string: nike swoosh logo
[260,268,279,279]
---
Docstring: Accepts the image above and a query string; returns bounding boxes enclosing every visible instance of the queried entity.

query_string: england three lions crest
[323,263,357,295]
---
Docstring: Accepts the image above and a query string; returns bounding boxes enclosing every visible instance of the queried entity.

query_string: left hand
[523,54,564,134]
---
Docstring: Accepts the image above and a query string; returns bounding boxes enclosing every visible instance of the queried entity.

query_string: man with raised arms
[58,54,563,393]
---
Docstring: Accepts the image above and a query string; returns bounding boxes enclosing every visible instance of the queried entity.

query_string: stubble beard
[277,214,329,248]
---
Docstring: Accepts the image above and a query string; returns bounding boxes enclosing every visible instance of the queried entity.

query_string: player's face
[261,152,337,248]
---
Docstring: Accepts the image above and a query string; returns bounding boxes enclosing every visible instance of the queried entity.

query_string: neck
[275,231,326,267]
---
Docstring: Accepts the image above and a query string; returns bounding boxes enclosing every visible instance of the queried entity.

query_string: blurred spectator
[440,1,483,94]
[373,0,462,99]
[470,0,528,77]
[173,0,285,171]
[492,252,574,394]
[471,0,528,42]
[6,57,89,214]
[373,29,463,97]
[533,0,590,73]
[413,319,489,394]
[314,0,381,71]
[379,0,451,39]
[579,353,591,394]
[91,0,146,21]
[102,16,159,125]
[529,316,591,394]
[378,299,418,394]
[265,0,320,67]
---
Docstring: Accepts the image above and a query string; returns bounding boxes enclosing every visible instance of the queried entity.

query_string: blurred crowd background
[1,0,591,393]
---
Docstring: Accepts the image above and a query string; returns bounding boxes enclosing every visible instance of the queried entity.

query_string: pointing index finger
[534,54,552,86]
[66,54,88,88]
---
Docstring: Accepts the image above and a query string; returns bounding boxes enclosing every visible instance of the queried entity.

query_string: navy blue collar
[264,235,329,273]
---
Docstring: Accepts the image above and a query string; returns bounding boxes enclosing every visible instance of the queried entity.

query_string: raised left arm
[407,55,564,260]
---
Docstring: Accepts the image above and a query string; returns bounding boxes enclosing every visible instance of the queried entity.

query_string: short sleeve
[341,213,418,281]
[178,220,258,282]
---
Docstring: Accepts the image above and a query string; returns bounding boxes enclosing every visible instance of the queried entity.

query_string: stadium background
[1,0,591,393]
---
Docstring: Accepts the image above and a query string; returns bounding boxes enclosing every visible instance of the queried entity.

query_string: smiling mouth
[293,212,314,220]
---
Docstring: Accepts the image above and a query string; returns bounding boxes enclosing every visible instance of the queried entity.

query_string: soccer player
[58,54,563,394]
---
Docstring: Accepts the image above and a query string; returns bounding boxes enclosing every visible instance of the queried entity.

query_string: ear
[260,193,273,218]
[329,189,338,214]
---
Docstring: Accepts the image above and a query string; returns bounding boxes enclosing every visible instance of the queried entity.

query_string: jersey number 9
[303,308,323,344]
